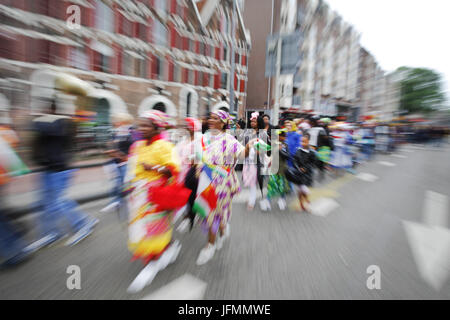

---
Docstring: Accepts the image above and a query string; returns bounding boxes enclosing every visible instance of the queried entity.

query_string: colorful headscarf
[211,110,230,124]
[141,110,171,128]
[250,112,259,121]
[185,117,201,132]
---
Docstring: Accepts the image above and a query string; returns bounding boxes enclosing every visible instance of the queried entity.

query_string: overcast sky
[328,0,450,105]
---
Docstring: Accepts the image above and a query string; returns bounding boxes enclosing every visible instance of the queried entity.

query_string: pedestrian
[328,125,353,176]
[175,117,203,233]
[284,119,302,169]
[195,110,252,265]
[0,122,33,267]
[262,128,290,211]
[29,100,99,250]
[125,110,187,293]
[101,113,135,221]
[292,133,316,213]
[262,114,275,140]
[242,112,268,211]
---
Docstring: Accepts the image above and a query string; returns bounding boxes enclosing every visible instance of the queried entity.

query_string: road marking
[392,154,407,159]
[141,274,207,300]
[403,191,450,291]
[403,221,450,291]
[423,191,448,228]
[356,172,379,182]
[378,161,396,167]
[309,198,340,217]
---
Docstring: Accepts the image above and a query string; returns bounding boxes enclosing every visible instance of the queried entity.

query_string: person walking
[292,133,316,213]
[0,122,33,267]
[195,110,252,265]
[242,113,268,211]
[29,100,99,250]
[101,113,135,220]
[125,110,188,293]
[263,128,290,211]
[175,117,203,233]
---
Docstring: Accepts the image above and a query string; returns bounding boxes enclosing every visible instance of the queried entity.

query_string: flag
[254,139,271,151]
[0,136,29,177]
[192,165,218,219]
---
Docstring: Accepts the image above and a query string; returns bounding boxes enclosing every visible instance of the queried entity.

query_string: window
[95,0,114,33]
[174,65,181,82]
[154,0,168,47]
[223,47,227,61]
[69,47,88,71]
[188,69,194,84]
[122,53,134,76]
[221,72,228,89]
[186,92,192,117]
[138,58,147,78]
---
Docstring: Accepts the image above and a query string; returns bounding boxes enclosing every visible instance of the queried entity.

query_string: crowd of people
[1,102,449,293]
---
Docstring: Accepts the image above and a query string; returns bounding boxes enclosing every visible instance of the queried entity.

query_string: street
[1,143,449,299]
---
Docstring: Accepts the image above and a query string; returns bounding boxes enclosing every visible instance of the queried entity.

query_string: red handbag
[148,181,192,211]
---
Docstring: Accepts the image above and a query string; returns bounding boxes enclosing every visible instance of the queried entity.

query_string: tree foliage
[397,67,446,114]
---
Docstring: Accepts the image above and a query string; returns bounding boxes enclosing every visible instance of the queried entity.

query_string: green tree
[397,67,446,114]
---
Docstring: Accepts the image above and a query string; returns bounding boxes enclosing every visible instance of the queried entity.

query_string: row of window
[69,46,246,92]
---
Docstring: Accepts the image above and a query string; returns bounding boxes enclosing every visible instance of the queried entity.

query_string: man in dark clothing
[29,100,98,251]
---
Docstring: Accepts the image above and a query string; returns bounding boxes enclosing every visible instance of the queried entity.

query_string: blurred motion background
[0,0,449,299]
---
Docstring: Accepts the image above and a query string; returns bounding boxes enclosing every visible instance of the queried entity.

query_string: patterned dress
[200,132,245,234]
[125,135,180,263]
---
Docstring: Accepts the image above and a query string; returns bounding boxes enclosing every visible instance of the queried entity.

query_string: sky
[328,0,450,106]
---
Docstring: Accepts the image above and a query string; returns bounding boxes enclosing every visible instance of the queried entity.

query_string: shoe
[196,243,216,266]
[23,232,64,253]
[224,224,230,239]
[127,261,160,294]
[216,235,224,250]
[176,219,190,234]
[260,199,271,211]
[65,218,99,246]
[278,198,287,211]
[100,201,120,213]
[158,240,182,269]
[0,246,34,268]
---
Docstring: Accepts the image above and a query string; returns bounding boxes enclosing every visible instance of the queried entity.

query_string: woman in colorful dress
[125,110,184,293]
[196,110,253,265]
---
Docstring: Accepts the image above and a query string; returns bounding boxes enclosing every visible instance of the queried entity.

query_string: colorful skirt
[267,174,290,199]
[201,169,241,235]
[127,179,173,263]
[317,146,331,163]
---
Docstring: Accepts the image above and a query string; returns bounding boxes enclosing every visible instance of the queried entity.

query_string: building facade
[0,0,251,121]
[245,0,400,122]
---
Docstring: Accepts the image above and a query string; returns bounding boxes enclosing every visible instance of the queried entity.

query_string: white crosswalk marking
[392,154,407,159]
[378,161,396,167]
[356,172,379,182]
[141,274,207,300]
[310,198,340,217]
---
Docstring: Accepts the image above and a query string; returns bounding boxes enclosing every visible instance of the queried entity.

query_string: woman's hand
[141,163,172,177]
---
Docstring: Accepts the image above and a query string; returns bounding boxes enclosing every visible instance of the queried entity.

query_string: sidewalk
[4,163,114,217]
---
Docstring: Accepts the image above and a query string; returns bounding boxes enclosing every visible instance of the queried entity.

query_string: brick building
[0,0,251,122]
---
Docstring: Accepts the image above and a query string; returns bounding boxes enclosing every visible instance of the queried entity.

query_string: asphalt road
[1,143,449,299]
